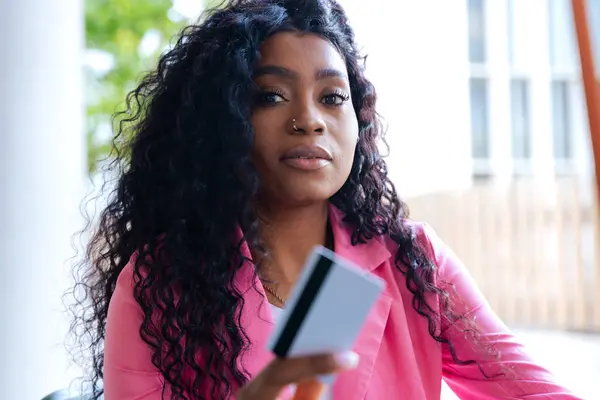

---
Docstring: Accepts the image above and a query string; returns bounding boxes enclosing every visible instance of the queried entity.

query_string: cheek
[342,145,357,172]
[338,126,359,169]
[250,118,273,161]
[251,134,281,175]
[251,139,270,167]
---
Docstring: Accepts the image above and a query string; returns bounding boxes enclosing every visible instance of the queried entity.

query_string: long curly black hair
[69,0,486,399]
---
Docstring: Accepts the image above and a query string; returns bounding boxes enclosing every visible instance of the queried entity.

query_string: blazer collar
[328,204,391,272]
[232,204,393,400]
[233,204,390,292]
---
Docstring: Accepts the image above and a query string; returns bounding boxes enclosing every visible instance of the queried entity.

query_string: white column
[520,0,555,179]
[0,0,86,399]
[486,0,513,183]
[344,0,472,197]
[572,82,594,178]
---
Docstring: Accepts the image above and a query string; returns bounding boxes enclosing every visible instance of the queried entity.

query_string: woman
[71,0,581,399]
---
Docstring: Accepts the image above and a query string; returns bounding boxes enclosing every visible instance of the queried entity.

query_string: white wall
[344,0,596,192]
[507,0,555,179]
[479,0,593,180]
[0,0,86,398]
[343,0,473,197]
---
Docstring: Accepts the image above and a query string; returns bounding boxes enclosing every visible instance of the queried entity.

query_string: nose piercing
[292,118,299,132]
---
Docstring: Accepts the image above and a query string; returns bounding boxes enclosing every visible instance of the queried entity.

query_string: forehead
[257,32,347,73]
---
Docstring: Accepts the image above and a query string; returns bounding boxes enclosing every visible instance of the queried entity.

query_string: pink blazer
[104,206,581,399]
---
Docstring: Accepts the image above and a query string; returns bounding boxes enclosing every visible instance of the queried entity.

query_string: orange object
[572,0,600,188]
[572,0,600,329]
[291,379,326,400]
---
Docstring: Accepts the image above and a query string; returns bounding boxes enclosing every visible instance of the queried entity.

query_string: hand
[236,351,359,400]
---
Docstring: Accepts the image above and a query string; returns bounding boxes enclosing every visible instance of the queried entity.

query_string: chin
[277,185,339,208]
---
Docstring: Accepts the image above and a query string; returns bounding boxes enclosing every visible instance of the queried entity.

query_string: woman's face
[251,32,359,208]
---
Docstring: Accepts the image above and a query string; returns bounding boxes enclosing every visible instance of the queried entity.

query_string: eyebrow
[253,65,348,81]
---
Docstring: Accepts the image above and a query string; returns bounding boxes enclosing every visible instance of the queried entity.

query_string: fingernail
[335,351,360,369]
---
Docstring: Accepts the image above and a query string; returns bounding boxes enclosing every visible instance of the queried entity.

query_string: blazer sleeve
[103,257,169,400]
[417,223,583,400]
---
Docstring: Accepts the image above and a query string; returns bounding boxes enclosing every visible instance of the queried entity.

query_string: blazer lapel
[328,205,394,400]
[231,230,276,379]
[232,205,395,400]
[333,293,392,400]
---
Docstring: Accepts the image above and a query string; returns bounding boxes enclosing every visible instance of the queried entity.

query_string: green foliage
[204,0,226,8]
[85,0,186,173]
[84,0,232,173]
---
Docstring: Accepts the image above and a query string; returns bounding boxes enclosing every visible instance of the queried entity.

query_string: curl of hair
[69,0,492,399]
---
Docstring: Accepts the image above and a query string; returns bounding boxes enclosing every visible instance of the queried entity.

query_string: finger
[266,351,359,387]
[240,351,359,399]
[292,379,326,400]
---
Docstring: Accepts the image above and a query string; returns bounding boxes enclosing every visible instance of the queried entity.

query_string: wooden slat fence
[407,177,600,332]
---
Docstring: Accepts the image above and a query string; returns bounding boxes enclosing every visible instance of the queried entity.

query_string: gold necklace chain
[257,222,333,308]
[261,282,287,306]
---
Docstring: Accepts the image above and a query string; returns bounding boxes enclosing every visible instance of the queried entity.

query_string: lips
[280,144,333,171]
[281,144,333,161]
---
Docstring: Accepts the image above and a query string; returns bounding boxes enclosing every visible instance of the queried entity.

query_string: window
[589,0,600,73]
[468,0,491,178]
[551,80,574,161]
[508,0,538,69]
[470,78,490,160]
[548,0,578,72]
[511,79,532,173]
[507,0,515,66]
[468,0,486,64]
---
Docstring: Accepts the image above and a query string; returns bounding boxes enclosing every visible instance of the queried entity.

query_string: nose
[289,105,326,135]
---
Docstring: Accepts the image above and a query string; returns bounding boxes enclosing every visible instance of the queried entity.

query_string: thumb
[292,379,326,400]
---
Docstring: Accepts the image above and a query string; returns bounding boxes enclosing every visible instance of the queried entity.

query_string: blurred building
[469,0,599,181]
[345,0,600,196]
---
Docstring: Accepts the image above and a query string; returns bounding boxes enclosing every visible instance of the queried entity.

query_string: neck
[255,201,330,285]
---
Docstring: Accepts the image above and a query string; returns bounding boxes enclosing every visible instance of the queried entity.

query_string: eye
[256,89,287,105]
[322,90,350,106]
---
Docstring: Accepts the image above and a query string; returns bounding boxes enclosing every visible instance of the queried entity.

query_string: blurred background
[0,0,599,399]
